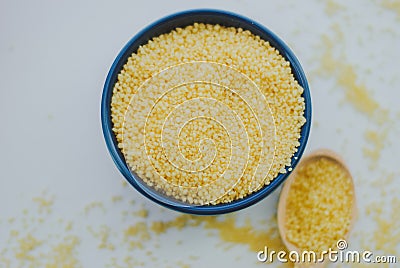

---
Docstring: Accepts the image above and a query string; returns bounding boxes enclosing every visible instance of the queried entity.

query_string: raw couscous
[284,157,354,252]
[111,23,306,205]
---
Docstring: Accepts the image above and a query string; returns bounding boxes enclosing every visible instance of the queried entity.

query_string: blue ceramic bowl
[101,9,312,215]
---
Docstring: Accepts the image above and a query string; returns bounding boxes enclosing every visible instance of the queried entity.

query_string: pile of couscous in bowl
[102,10,311,214]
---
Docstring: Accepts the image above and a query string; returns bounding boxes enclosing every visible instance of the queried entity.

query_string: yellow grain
[284,157,354,252]
[111,23,306,204]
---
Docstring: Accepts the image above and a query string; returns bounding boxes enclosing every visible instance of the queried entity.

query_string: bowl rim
[101,9,312,215]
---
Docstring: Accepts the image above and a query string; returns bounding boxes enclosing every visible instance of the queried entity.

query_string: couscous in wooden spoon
[277,149,357,268]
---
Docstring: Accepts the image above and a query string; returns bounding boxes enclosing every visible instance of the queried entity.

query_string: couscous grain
[284,157,354,252]
[111,23,306,205]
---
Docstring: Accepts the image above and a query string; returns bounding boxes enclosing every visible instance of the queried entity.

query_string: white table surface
[1,0,399,267]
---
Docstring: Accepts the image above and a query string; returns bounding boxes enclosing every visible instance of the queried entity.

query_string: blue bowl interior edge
[101,9,312,215]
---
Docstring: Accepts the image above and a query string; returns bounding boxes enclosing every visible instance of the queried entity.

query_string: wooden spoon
[277,149,357,268]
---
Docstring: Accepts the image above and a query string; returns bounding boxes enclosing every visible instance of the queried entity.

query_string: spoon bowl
[277,149,357,267]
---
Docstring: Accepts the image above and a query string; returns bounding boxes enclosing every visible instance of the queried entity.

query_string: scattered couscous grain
[134,208,149,218]
[324,0,345,16]
[111,23,306,205]
[378,198,400,254]
[381,0,400,19]
[84,201,106,215]
[111,195,123,203]
[45,236,81,268]
[284,157,354,252]
[88,225,115,250]
[32,196,54,214]
[362,128,388,170]
[65,221,73,231]
[15,234,42,262]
